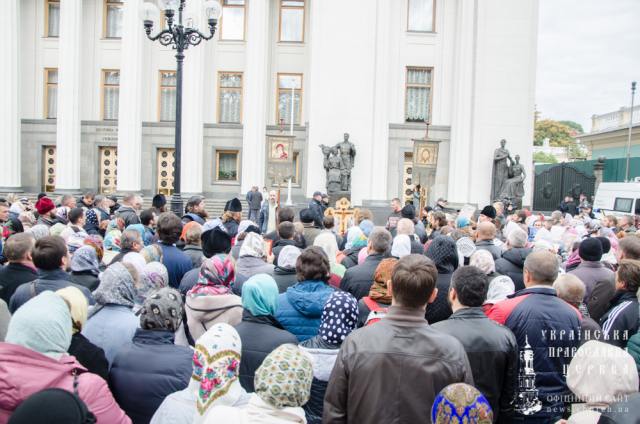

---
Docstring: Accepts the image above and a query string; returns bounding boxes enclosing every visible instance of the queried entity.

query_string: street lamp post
[141,0,222,215]
[625,81,636,182]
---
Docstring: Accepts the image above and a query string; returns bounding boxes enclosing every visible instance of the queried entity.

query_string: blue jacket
[487,287,581,420]
[158,243,193,288]
[82,304,139,366]
[109,329,192,424]
[275,280,335,342]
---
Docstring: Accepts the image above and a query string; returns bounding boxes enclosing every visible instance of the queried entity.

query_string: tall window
[277,74,302,126]
[220,0,245,40]
[102,70,120,120]
[159,71,177,121]
[104,0,124,38]
[407,0,435,32]
[45,0,60,37]
[405,67,432,122]
[218,72,243,123]
[44,68,58,119]
[279,0,304,42]
[216,150,239,181]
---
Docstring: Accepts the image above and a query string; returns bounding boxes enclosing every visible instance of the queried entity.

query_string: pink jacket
[0,343,131,424]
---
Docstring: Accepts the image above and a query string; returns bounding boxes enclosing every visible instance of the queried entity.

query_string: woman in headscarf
[56,286,109,380]
[0,292,130,423]
[314,232,346,288]
[470,250,516,307]
[205,344,313,424]
[300,292,358,424]
[431,383,493,424]
[273,245,302,293]
[340,226,368,269]
[141,243,163,264]
[391,234,412,259]
[151,323,250,424]
[229,220,259,260]
[424,236,459,324]
[482,272,515,314]
[565,341,639,423]
[110,288,193,424]
[27,224,50,240]
[134,261,169,310]
[185,255,243,343]
[235,274,298,392]
[357,258,397,327]
[82,262,140,365]
[68,245,101,291]
[234,232,275,293]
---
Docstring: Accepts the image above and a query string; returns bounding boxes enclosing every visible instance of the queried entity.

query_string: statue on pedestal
[499,154,526,208]
[320,133,357,198]
[492,139,511,201]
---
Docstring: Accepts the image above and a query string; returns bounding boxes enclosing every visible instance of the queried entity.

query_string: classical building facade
[582,105,640,160]
[1,0,539,207]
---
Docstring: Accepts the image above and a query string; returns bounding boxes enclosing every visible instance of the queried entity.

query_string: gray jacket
[246,191,263,210]
[324,306,473,424]
[569,261,615,321]
[475,240,502,260]
[115,205,140,227]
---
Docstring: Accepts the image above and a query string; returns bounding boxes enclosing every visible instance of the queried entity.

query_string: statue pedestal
[329,191,350,207]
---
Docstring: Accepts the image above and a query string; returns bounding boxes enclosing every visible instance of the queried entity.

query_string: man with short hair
[116,193,142,227]
[569,237,615,321]
[308,191,325,229]
[487,251,581,422]
[553,274,601,344]
[60,207,88,253]
[272,221,296,265]
[246,186,263,223]
[9,236,93,312]
[300,208,322,247]
[78,191,95,210]
[140,209,157,246]
[110,229,144,264]
[432,266,518,422]
[322,215,343,249]
[156,212,193,288]
[151,194,167,215]
[325,254,473,423]
[340,227,392,300]
[618,235,640,261]
[263,207,305,248]
[396,218,424,254]
[258,190,278,234]
[60,194,77,210]
[0,233,38,304]
[495,227,531,291]
[619,215,637,234]
[475,222,502,260]
[84,194,111,236]
[558,195,578,216]
[385,198,402,234]
[182,195,207,225]
[599,259,640,349]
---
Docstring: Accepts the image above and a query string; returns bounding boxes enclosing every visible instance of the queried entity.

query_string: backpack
[363,296,388,326]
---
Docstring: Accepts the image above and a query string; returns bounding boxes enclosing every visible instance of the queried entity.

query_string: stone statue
[336,133,356,192]
[320,133,357,196]
[499,154,526,208]
[491,139,511,201]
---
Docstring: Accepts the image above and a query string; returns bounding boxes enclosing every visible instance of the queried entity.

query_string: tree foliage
[558,120,584,135]
[534,119,575,147]
[533,151,558,164]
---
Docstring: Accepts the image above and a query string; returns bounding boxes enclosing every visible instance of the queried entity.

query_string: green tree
[558,120,584,135]
[534,119,575,146]
[533,151,558,164]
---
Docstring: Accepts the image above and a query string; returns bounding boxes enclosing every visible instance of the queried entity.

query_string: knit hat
[579,237,603,262]
[201,226,232,258]
[596,236,611,254]
[401,205,416,220]
[139,287,183,332]
[480,205,497,219]
[227,198,242,213]
[35,197,55,215]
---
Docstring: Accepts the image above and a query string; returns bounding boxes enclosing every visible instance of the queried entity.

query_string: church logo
[515,335,543,415]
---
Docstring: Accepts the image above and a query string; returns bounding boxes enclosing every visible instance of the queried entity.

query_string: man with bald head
[487,251,581,422]
[475,221,502,260]
[553,274,601,344]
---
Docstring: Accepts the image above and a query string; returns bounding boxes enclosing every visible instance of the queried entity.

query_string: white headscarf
[484,276,515,304]
[391,235,411,258]
[314,232,339,265]
[239,232,265,258]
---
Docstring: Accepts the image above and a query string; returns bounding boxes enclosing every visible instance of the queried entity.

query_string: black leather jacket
[432,307,518,423]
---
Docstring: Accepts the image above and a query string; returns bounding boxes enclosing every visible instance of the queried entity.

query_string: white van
[593,181,640,218]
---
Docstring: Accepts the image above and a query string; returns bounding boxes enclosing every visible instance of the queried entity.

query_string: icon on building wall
[415,144,437,166]
[269,137,293,162]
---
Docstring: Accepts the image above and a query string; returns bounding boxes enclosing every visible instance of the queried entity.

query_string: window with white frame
[46,0,60,37]
[277,74,302,126]
[216,150,239,181]
[159,71,177,121]
[44,68,58,119]
[102,70,120,120]
[218,72,243,123]
[279,0,305,42]
[405,67,432,122]
[407,0,435,32]
[220,0,245,40]
[104,0,124,38]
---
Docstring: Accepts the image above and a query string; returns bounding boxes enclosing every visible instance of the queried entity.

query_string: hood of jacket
[285,281,332,318]
[236,256,273,276]
[0,343,86,412]
[274,266,296,276]
[273,239,296,249]
[299,344,338,382]
[501,247,531,268]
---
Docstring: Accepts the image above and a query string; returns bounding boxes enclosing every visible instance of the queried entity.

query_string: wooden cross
[325,197,358,236]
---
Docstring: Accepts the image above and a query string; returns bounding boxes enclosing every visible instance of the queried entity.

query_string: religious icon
[415,144,437,166]
[268,137,293,163]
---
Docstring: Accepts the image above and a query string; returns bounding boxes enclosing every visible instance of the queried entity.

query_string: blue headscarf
[241,274,279,317]
[359,219,374,237]
[70,246,100,276]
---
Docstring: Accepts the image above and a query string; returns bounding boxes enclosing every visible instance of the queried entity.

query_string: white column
[0,0,21,189]
[180,0,206,194]
[55,0,83,191]
[117,0,145,193]
[240,0,270,194]
[447,0,476,203]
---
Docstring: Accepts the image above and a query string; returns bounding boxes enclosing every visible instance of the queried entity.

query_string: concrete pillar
[55,0,83,191]
[116,0,145,193]
[0,0,21,190]
[240,0,271,193]
[180,0,206,194]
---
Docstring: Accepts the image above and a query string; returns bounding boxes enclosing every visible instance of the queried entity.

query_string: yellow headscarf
[56,287,88,334]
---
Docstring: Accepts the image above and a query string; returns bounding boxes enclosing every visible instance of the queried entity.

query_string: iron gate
[533,163,596,212]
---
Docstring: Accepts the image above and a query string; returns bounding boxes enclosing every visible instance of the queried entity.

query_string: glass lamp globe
[204,1,222,20]
[158,0,179,13]
[141,2,160,24]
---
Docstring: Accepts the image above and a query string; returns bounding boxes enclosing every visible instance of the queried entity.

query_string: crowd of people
[0,190,639,423]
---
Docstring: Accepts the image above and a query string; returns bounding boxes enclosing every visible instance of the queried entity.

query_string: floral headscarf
[368,258,397,304]
[432,383,493,423]
[254,344,313,409]
[91,262,136,313]
[141,244,163,263]
[192,323,244,423]
[139,287,183,332]
[135,262,169,305]
[239,232,265,258]
[70,246,100,276]
[189,254,235,296]
[83,235,104,262]
[319,291,358,346]
[345,226,367,250]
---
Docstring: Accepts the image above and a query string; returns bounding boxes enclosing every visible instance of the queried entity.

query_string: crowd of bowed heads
[0,189,639,424]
